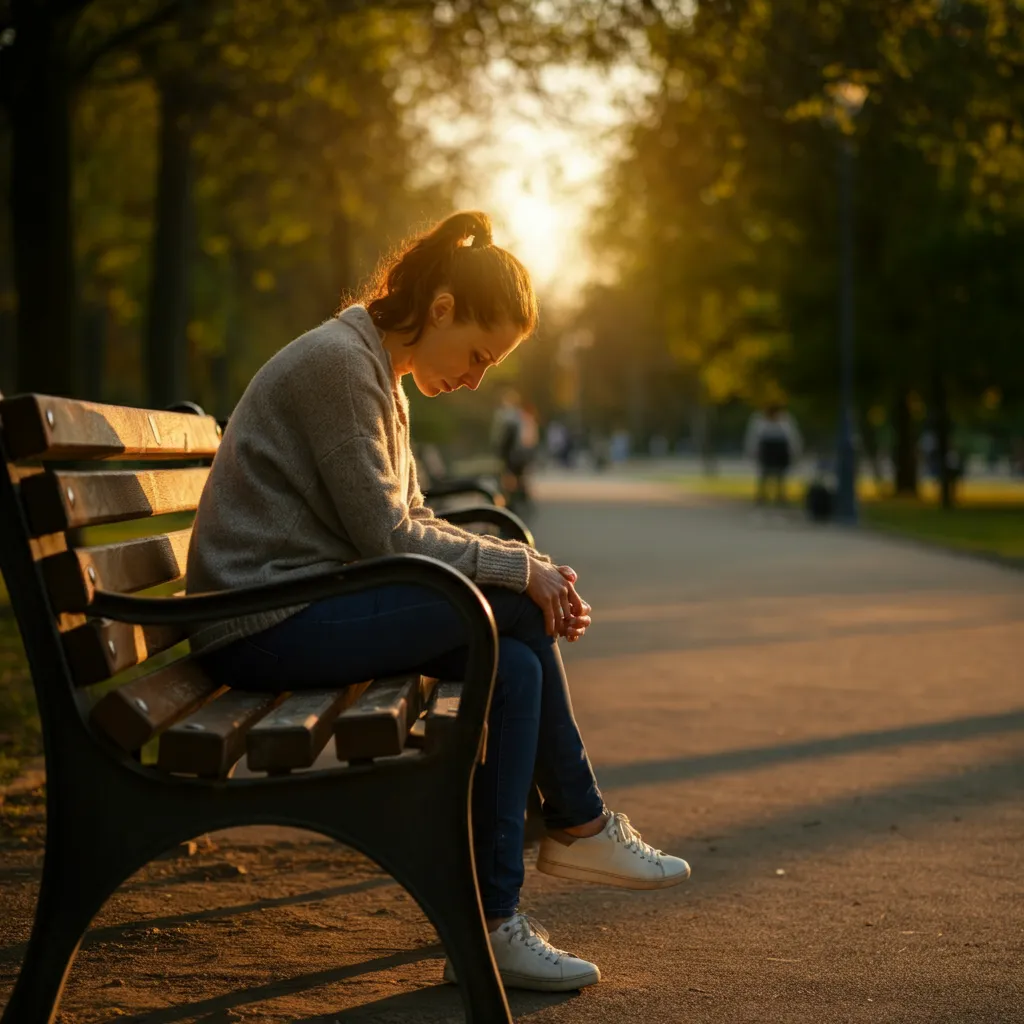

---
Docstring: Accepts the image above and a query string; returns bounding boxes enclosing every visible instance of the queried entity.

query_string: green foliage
[583,0,1024,458]
[64,0,641,415]
[71,1,467,411]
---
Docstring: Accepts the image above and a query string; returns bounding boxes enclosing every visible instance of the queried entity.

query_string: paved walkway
[5,474,1023,1022]
[521,474,1024,1023]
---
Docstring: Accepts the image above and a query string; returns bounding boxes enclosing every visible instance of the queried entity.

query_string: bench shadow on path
[641,746,1024,865]
[101,751,1024,1024]
[20,705,1015,967]
[67,706,1024,1023]
[293,986,571,1023]
[0,877,397,968]
[94,946,570,1024]
[597,707,1024,790]
[96,946,445,1024]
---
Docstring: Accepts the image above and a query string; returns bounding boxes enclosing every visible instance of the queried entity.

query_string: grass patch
[663,474,760,500]
[664,470,1024,505]
[0,610,39,787]
[861,502,1024,561]
[663,470,1024,562]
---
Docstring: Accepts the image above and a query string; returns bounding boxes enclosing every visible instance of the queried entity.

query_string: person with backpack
[744,403,803,504]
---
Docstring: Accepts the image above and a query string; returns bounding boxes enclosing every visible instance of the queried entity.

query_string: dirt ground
[1,478,1023,1023]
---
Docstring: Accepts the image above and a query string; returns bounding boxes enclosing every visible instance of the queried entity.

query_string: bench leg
[373,805,512,1023]
[429,864,512,1024]
[311,762,512,1023]
[0,844,116,1024]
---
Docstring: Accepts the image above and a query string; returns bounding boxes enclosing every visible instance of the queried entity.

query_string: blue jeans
[201,585,605,917]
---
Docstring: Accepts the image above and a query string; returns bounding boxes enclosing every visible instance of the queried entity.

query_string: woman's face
[408,292,524,398]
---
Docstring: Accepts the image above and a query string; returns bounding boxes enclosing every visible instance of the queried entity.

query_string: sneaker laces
[499,913,567,964]
[608,812,664,864]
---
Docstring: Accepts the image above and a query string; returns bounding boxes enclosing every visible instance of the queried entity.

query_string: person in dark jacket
[744,404,803,504]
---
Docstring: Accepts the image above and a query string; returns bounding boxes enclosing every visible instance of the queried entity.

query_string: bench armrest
[437,505,535,548]
[88,553,485,627]
[87,554,499,764]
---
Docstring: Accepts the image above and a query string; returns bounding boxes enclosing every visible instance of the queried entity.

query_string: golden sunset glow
[436,63,654,303]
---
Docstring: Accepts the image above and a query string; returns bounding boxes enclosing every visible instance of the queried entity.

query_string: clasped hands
[526,560,592,642]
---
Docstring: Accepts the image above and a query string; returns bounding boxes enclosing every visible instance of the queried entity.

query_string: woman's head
[360,211,538,397]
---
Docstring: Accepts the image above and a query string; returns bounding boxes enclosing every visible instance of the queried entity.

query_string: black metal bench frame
[0,395,527,1023]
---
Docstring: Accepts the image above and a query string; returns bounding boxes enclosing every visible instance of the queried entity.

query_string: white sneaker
[443,913,600,992]
[537,811,691,890]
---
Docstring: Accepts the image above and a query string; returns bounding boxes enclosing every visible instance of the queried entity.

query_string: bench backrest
[0,392,222,754]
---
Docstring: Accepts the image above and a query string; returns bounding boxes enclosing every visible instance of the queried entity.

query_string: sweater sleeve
[423,514,555,564]
[320,435,529,590]
[406,428,553,564]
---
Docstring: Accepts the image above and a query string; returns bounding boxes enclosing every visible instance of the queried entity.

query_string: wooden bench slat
[8,464,44,483]
[246,684,371,772]
[63,618,185,687]
[41,528,191,612]
[334,674,426,762]
[159,690,280,778]
[424,681,462,754]
[0,394,221,461]
[28,532,68,561]
[20,467,209,534]
[90,658,221,752]
[406,716,427,749]
[404,678,440,750]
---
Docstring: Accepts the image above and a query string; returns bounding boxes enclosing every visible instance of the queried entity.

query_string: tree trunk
[629,359,646,454]
[860,415,884,486]
[145,78,194,409]
[698,403,718,477]
[211,255,243,419]
[688,379,717,477]
[892,386,918,496]
[329,206,353,312]
[0,310,15,394]
[80,304,107,401]
[9,9,77,395]
[932,357,955,510]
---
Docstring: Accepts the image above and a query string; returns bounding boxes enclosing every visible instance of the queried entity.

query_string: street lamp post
[831,81,868,524]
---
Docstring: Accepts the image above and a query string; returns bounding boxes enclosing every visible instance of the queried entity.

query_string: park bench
[415,441,506,510]
[0,391,536,1024]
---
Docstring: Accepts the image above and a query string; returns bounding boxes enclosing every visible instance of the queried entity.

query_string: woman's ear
[430,291,456,327]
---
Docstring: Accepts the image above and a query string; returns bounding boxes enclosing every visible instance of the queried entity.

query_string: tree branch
[73,0,183,83]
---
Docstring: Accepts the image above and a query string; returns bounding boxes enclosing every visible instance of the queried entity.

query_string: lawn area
[665,471,1024,562]
[861,502,1024,561]
[0,610,37,787]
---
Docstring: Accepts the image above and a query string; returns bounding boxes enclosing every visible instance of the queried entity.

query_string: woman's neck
[379,326,417,377]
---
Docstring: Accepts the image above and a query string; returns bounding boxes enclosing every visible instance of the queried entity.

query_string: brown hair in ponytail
[360,211,538,344]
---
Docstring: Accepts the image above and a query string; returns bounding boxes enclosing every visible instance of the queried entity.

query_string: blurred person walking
[610,427,631,464]
[491,388,538,509]
[545,418,572,467]
[516,401,540,497]
[745,403,803,505]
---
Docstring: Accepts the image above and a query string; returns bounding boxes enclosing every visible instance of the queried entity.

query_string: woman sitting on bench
[187,211,690,993]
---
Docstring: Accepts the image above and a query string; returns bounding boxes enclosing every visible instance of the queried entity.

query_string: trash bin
[805,481,834,522]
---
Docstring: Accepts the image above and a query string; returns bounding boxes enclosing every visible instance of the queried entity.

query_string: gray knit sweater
[186,305,544,653]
